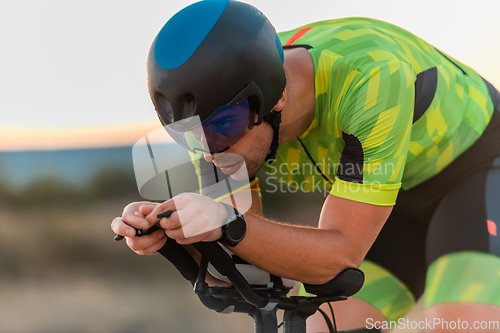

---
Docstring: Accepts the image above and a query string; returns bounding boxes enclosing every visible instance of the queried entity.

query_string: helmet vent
[180,94,196,119]
[155,93,174,123]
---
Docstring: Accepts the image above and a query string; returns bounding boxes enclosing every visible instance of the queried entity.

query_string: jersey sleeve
[330,60,415,206]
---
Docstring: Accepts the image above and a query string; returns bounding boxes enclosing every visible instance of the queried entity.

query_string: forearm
[229,213,360,285]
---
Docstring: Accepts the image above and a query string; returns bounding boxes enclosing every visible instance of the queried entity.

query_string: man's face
[203,121,273,180]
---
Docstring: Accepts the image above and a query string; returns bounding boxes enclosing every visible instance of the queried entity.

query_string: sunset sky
[1,0,499,151]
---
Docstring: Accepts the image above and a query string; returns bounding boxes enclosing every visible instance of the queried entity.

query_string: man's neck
[279,47,316,143]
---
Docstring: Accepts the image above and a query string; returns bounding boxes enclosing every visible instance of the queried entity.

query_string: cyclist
[111,1,500,331]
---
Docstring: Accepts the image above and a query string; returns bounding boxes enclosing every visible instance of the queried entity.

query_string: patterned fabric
[261,18,495,205]
[424,251,500,308]
[354,260,416,321]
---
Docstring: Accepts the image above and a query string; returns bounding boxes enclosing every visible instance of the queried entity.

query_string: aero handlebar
[115,210,367,333]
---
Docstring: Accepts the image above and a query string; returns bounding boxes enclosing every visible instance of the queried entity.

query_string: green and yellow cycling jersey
[260,17,495,206]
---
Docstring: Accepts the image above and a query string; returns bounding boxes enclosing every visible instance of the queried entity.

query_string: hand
[144,193,228,245]
[111,201,168,255]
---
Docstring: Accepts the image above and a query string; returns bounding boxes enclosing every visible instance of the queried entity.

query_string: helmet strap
[263,110,282,164]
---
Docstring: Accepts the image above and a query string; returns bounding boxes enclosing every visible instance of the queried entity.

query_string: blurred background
[1,0,499,332]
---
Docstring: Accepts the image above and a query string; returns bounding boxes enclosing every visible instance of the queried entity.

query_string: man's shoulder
[279,18,410,75]
[278,17,401,44]
[279,17,394,32]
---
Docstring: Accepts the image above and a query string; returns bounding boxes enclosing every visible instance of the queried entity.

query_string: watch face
[228,217,246,242]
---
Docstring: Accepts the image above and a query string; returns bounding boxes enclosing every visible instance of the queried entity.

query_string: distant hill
[0,146,134,188]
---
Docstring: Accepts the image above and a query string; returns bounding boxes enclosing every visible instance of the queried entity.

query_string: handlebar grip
[302,268,364,297]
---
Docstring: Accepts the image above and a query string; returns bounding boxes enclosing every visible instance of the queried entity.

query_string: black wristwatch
[217,202,246,247]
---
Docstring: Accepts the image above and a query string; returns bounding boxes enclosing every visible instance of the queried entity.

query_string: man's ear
[272,88,286,111]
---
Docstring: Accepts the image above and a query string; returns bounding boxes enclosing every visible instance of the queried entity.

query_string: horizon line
[0,121,174,152]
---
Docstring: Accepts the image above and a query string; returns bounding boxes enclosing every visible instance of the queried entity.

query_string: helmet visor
[165,99,255,153]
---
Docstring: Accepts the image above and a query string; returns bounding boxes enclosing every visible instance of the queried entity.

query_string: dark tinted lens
[202,99,254,152]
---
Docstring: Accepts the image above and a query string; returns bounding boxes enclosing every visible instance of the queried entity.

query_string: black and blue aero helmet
[147,0,286,161]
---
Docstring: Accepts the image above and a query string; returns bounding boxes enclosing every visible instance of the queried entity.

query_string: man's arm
[128,181,390,286]
[229,194,392,285]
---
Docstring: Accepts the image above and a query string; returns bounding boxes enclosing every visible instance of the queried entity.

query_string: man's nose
[203,151,214,162]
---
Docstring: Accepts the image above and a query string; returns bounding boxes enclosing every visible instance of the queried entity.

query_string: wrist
[217,202,247,247]
[217,202,229,226]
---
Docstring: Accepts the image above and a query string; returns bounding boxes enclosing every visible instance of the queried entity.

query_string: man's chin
[230,158,263,181]
[229,161,251,180]
[217,152,265,181]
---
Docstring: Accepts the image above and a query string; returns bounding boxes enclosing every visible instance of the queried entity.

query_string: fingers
[113,213,212,250]
[140,235,168,255]
[176,201,224,239]
[162,215,222,244]
[112,216,167,254]
[139,203,157,217]
[174,230,208,245]
[113,201,172,255]
[142,198,180,232]
[122,201,156,216]
[150,193,226,243]
[163,224,209,244]
[146,198,177,225]
[155,206,208,238]
[164,226,184,241]
[156,207,206,242]
[135,193,226,244]
[111,217,137,238]
[158,210,181,230]
[123,202,158,229]
[126,228,167,255]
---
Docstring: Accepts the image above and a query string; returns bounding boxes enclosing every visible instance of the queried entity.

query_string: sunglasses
[163,81,264,154]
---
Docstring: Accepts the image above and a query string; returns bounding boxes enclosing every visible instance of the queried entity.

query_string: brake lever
[114,210,173,241]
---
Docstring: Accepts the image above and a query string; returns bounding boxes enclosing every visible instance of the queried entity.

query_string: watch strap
[218,202,246,247]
